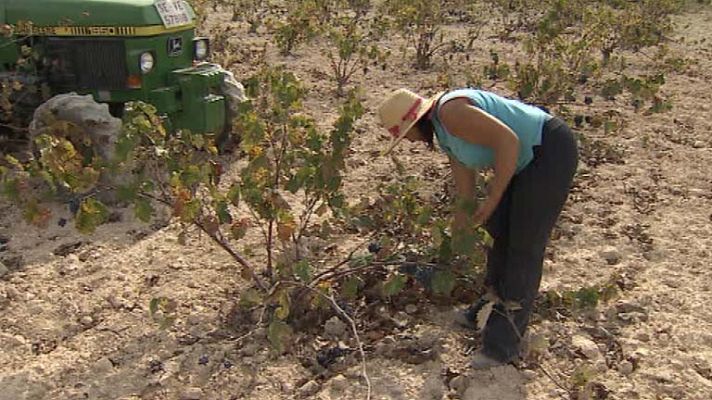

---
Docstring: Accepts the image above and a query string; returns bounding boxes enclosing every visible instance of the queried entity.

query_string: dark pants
[481,117,578,362]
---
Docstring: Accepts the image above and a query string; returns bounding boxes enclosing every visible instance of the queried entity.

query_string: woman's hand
[473,195,500,227]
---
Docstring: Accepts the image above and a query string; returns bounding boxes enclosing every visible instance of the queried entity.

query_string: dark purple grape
[68,199,80,215]
[367,242,381,254]
[148,359,163,374]
[574,115,584,127]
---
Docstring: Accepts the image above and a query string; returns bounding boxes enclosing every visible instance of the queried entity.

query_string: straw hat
[377,88,444,156]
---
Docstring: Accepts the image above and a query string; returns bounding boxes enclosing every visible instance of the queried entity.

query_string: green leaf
[75,198,109,234]
[149,298,159,316]
[216,200,233,225]
[340,276,362,300]
[294,260,312,282]
[431,270,456,296]
[415,206,432,226]
[180,199,201,222]
[181,165,203,187]
[148,296,176,330]
[134,198,154,222]
[227,183,241,206]
[4,155,23,170]
[438,233,453,263]
[275,291,290,320]
[267,319,293,354]
[574,287,600,310]
[383,273,407,297]
[451,227,478,257]
[238,288,263,308]
[159,316,176,330]
[230,219,250,240]
[2,177,21,202]
[600,79,623,99]
[116,184,138,202]
[478,227,494,247]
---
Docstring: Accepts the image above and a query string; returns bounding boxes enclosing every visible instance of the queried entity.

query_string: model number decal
[12,21,194,37]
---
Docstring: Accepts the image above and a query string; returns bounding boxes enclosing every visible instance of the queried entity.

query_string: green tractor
[0,0,242,153]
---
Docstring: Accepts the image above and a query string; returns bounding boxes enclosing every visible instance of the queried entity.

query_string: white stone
[521,369,537,381]
[324,316,348,339]
[239,342,260,356]
[594,360,609,373]
[253,327,267,339]
[636,332,651,342]
[94,357,114,373]
[392,311,410,328]
[599,247,622,265]
[692,141,705,148]
[0,261,8,278]
[180,387,203,400]
[298,380,320,397]
[405,304,418,314]
[329,374,348,391]
[448,375,467,395]
[618,360,634,375]
[572,335,601,359]
[419,372,446,400]
[280,381,294,393]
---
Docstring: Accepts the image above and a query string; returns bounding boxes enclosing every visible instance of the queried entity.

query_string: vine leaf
[134,198,154,222]
[75,198,109,234]
[431,270,456,296]
[340,276,362,300]
[275,290,290,320]
[295,260,312,282]
[383,273,407,297]
[268,319,293,354]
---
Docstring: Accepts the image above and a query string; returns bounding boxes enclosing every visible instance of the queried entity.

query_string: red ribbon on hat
[387,98,423,138]
[402,98,423,122]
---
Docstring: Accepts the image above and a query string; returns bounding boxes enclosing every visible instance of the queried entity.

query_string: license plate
[154,0,192,28]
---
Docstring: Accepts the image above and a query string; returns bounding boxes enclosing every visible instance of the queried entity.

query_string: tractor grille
[45,38,128,91]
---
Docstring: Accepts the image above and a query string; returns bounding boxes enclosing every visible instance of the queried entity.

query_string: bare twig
[194,219,268,292]
[137,191,267,291]
[493,307,524,341]
[309,238,371,286]
[247,206,269,240]
[230,305,267,343]
[538,362,572,396]
[296,196,320,241]
[289,282,372,400]
[0,123,28,132]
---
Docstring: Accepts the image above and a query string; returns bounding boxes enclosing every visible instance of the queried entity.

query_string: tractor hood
[2,0,195,27]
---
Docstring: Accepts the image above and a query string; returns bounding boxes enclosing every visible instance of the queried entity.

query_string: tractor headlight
[139,52,155,74]
[193,38,210,61]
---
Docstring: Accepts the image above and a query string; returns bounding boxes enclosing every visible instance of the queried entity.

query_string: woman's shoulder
[438,88,479,104]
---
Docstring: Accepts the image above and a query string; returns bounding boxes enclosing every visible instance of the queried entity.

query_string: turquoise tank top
[432,89,552,173]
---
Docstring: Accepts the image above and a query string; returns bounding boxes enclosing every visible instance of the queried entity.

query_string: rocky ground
[1,3,711,400]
